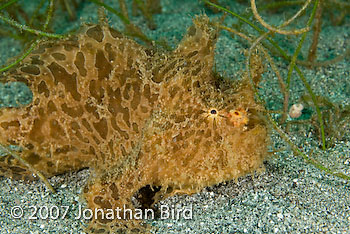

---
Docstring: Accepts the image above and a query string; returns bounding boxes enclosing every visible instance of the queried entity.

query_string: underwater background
[0,0,349,233]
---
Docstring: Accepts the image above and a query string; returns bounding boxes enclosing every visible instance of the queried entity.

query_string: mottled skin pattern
[0,16,267,233]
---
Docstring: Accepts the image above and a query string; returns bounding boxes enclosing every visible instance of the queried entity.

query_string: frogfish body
[0,16,268,233]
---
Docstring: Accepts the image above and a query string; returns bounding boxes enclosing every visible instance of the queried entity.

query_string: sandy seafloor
[0,0,349,233]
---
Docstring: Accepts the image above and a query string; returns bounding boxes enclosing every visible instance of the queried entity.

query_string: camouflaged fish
[0,16,268,233]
